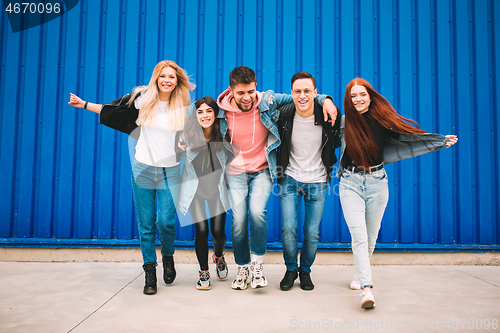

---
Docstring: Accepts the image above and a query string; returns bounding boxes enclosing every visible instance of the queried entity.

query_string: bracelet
[84,101,88,109]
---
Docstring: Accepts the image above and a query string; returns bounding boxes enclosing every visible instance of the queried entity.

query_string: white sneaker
[350,274,361,290]
[231,266,250,290]
[360,290,376,309]
[250,262,268,288]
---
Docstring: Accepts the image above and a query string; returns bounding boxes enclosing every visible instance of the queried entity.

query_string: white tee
[284,113,326,183]
[133,96,178,167]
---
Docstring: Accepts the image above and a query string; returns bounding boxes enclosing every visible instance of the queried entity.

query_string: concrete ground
[0,261,499,333]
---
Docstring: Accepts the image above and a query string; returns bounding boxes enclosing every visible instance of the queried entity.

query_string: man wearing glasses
[276,72,341,291]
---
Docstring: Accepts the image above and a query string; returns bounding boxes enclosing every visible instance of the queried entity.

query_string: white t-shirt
[284,113,326,183]
[133,96,178,167]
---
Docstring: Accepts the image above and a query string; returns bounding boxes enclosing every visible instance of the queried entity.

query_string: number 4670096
[5,2,61,14]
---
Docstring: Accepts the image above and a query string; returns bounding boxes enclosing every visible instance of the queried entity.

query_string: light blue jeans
[226,168,273,266]
[339,168,389,289]
[131,159,180,264]
[278,175,326,273]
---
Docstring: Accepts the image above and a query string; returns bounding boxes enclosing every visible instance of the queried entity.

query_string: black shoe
[162,255,176,284]
[280,270,298,291]
[299,271,314,291]
[142,262,157,295]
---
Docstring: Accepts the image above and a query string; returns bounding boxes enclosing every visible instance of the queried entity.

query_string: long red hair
[344,78,426,169]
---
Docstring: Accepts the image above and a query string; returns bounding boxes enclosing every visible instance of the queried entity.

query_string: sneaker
[299,271,314,291]
[142,262,157,295]
[250,262,268,289]
[162,255,176,285]
[350,273,361,290]
[231,266,250,290]
[280,270,298,291]
[212,253,228,279]
[196,270,211,290]
[360,290,376,309]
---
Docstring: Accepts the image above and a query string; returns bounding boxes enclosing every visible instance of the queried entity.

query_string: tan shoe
[360,290,376,309]
[350,273,361,290]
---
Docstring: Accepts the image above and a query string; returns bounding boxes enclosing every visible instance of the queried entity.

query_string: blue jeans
[339,168,389,289]
[131,159,180,264]
[278,175,326,273]
[226,168,273,265]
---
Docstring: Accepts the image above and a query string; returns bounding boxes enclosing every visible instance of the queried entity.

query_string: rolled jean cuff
[361,284,373,289]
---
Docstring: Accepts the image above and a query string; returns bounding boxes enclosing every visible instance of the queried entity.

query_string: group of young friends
[69,60,457,309]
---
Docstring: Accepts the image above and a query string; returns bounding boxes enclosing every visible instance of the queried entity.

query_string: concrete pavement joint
[448,265,500,288]
[67,271,143,332]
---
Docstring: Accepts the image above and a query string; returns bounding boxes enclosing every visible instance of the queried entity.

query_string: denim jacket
[217,89,329,182]
[336,115,450,177]
[177,141,233,215]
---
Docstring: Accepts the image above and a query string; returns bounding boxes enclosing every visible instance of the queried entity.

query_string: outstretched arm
[68,93,102,114]
[445,135,458,148]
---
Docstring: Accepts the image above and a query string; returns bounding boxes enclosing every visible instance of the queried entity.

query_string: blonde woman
[68,60,195,295]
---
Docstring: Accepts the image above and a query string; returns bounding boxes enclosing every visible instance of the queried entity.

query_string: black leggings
[189,196,226,271]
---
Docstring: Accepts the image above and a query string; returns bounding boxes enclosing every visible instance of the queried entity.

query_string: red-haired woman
[337,78,457,309]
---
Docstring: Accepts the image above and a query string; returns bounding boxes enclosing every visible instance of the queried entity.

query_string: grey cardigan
[336,115,450,177]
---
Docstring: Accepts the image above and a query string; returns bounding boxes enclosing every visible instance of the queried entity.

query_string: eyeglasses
[291,89,315,97]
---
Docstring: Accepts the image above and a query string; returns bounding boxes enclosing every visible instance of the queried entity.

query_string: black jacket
[276,102,342,184]
[98,90,183,161]
[99,92,140,139]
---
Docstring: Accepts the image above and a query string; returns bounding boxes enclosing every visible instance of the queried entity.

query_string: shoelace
[164,259,174,269]
[199,270,210,281]
[145,270,156,284]
[252,263,263,278]
[215,256,226,271]
[236,266,248,281]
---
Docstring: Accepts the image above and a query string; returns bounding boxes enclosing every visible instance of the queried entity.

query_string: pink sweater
[217,88,269,174]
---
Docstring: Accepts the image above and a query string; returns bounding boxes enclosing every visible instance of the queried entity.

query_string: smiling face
[291,78,317,117]
[157,66,178,98]
[231,82,257,112]
[196,103,215,129]
[350,84,371,114]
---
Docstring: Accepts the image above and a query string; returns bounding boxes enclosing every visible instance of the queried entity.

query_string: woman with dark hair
[178,96,233,290]
[337,78,457,309]
[68,60,195,295]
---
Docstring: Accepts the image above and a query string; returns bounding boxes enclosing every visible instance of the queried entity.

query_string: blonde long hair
[128,60,196,131]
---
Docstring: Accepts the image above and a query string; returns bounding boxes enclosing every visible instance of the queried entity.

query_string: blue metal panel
[416,0,435,243]
[37,16,59,238]
[454,0,475,244]
[474,0,494,244]
[494,0,500,245]
[435,0,455,244]
[0,0,498,250]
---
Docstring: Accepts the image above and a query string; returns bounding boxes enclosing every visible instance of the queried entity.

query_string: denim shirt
[177,142,233,215]
[335,115,450,177]
[218,90,329,182]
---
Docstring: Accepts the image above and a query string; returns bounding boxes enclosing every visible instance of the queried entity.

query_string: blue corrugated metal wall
[1,0,499,250]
